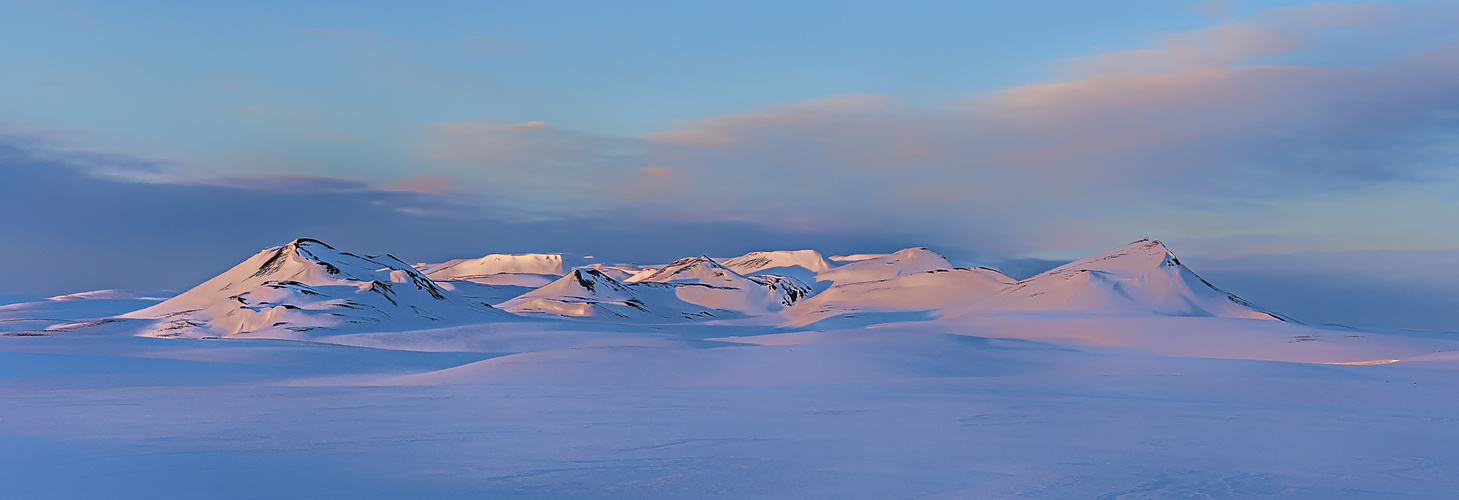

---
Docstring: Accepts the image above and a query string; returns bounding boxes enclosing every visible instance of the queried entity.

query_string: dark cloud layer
[0,136,935,296]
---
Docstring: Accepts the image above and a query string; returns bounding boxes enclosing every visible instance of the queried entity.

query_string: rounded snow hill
[815,247,953,285]
[419,253,586,280]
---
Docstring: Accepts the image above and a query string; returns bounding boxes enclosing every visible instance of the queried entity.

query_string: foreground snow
[4,322,1459,499]
[3,238,1459,498]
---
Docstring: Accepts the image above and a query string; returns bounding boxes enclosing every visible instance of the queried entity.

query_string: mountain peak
[963,239,1286,321]
[567,268,632,294]
[251,238,359,280]
[497,267,649,318]
[1034,239,1180,280]
[122,239,495,337]
[288,237,334,248]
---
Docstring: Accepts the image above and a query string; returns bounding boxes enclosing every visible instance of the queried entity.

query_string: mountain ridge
[98,237,1288,336]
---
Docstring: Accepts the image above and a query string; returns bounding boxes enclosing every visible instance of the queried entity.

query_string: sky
[2,0,1457,330]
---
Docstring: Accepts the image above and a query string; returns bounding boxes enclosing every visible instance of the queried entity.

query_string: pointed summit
[626,255,741,285]
[249,238,354,281]
[1019,239,1198,285]
[531,268,636,302]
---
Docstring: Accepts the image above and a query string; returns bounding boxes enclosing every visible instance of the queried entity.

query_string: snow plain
[2,239,1458,499]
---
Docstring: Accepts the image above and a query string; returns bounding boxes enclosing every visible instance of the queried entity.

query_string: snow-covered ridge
[95,237,1286,337]
[721,249,833,275]
[815,247,953,285]
[418,252,583,280]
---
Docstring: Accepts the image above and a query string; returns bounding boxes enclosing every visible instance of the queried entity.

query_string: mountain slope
[785,267,1015,326]
[120,239,503,338]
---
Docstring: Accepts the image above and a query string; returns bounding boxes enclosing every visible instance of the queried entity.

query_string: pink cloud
[380,174,473,194]
[645,94,894,147]
[1060,2,1388,78]
[407,2,1459,256]
[424,119,580,164]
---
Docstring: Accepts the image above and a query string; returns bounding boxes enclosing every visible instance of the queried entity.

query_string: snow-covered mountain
[781,239,1285,326]
[103,237,1287,335]
[17,237,1459,500]
[499,268,653,319]
[121,239,503,338]
[945,239,1288,320]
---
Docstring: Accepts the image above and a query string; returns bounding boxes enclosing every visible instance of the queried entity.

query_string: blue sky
[2,0,1458,330]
